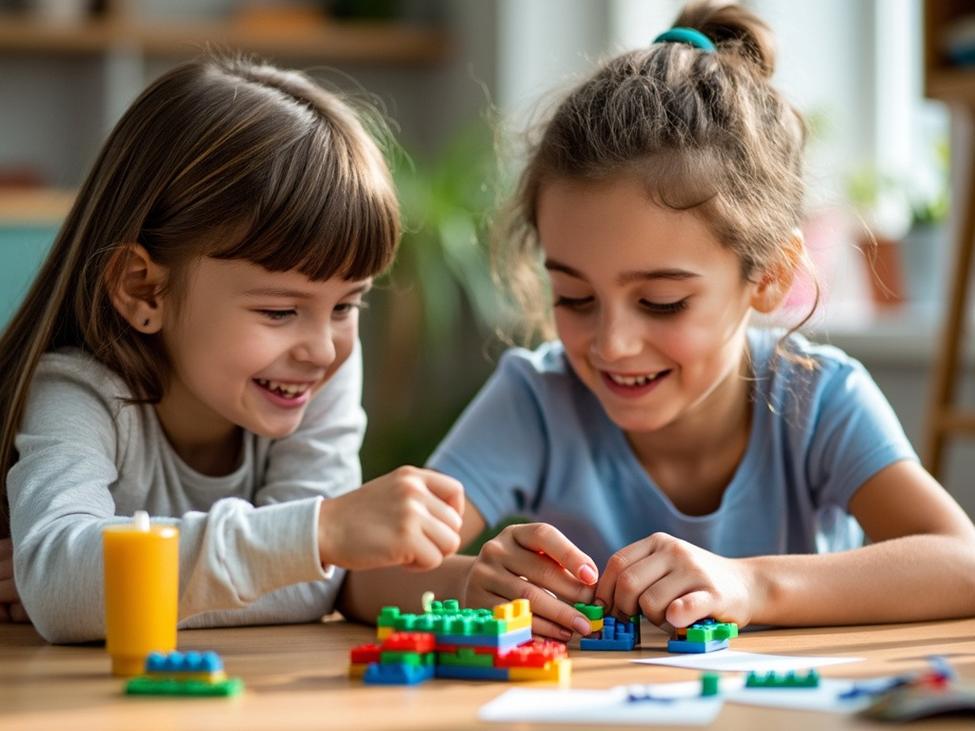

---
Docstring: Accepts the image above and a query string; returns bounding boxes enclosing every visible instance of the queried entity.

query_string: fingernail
[572,617,592,635]
[578,565,597,584]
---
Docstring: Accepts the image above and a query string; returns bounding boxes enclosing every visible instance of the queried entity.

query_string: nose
[591,307,643,364]
[292,324,337,369]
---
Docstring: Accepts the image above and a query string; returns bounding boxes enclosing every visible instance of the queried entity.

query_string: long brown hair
[0,54,400,536]
[495,0,814,345]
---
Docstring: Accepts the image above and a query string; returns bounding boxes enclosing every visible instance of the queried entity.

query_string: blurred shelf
[0,16,450,64]
[0,189,73,225]
[802,303,975,368]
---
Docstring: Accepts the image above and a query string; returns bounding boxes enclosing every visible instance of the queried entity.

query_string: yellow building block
[147,670,226,683]
[493,602,514,621]
[348,663,367,678]
[377,626,393,641]
[506,613,532,632]
[511,599,531,618]
[589,619,603,632]
[508,658,571,684]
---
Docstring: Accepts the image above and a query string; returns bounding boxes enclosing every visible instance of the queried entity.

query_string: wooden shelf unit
[923,0,975,478]
[0,15,450,64]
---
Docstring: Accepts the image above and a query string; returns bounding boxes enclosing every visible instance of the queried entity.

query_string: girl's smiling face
[157,257,369,450]
[536,175,765,436]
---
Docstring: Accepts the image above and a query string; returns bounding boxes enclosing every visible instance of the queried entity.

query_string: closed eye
[257,309,297,321]
[553,295,593,310]
[640,298,689,315]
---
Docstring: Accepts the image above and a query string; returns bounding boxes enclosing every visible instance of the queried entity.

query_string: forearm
[337,554,475,623]
[748,534,975,626]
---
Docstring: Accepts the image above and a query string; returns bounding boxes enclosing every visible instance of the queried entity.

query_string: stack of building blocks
[745,669,820,689]
[125,650,244,696]
[349,598,571,685]
[574,603,641,651]
[667,618,738,653]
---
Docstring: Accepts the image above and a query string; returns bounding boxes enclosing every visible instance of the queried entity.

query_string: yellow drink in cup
[102,511,179,676]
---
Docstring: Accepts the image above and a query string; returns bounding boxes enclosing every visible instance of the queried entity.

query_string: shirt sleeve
[7,358,337,644]
[426,350,549,528]
[805,358,919,510]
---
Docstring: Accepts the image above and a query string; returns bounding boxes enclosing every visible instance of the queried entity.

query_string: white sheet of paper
[478,687,723,726]
[633,649,863,672]
[725,677,879,713]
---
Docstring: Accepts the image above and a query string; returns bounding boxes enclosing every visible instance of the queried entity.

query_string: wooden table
[2,617,974,730]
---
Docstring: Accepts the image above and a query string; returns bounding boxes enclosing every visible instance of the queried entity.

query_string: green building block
[126,676,244,697]
[573,603,604,621]
[713,623,738,640]
[379,651,435,667]
[686,626,715,643]
[378,606,401,627]
[745,670,820,688]
[438,648,495,668]
[700,672,720,696]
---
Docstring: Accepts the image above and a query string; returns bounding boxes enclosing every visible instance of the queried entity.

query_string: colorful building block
[125,650,243,696]
[363,662,435,685]
[351,598,571,686]
[668,619,738,654]
[701,672,720,696]
[580,616,640,651]
[745,670,820,688]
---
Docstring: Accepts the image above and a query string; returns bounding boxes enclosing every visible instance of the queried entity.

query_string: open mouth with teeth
[254,378,312,400]
[603,370,671,391]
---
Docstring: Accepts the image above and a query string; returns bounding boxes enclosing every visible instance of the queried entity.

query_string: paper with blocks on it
[635,649,862,672]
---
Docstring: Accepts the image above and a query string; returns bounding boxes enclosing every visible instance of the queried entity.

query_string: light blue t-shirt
[428,329,918,568]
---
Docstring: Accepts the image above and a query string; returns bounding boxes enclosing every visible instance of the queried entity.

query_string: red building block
[350,644,381,664]
[495,639,568,668]
[381,632,436,653]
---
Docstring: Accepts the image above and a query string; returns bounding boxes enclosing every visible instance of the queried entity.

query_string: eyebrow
[242,282,372,299]
[543,259,700,285]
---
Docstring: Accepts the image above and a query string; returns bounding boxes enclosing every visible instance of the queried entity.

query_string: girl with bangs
[0,55,464,642]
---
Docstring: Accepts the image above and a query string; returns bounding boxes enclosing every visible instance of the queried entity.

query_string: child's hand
[318,467,465,572]
[594,532,759,629]
[0,537,30,624]
[462,522,599,641]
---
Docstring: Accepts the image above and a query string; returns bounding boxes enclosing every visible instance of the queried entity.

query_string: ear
[750,228,805,314]
[107,244,169,334]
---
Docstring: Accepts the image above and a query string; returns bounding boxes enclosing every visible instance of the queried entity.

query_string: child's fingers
[636,571,697,626]
[664,590,713,630]
[418,506,462,559]
[511,524,598,586]
[490,546,594,605]
[491,574,594,637]
[418,470,465,518]
[414,484,463,534]
[595,538,654,609]
[531,615,573,642]
[403,533,453,572]
[0,578,18,604]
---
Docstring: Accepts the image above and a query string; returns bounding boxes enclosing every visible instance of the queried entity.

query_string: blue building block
[146,650,223,674]
[579,616,639,651]
[434,664,510,681]
[580,636,636,651]
[363,662,435,685]
[437,626,532,651]
[667,638,729,654]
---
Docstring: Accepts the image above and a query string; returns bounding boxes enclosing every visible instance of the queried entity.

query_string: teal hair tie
[653,27,716,53]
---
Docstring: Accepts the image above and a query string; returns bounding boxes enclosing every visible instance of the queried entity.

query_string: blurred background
[0,0,972,521]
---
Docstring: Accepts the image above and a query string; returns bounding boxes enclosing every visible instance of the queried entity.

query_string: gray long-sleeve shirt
[8,346,366,643]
